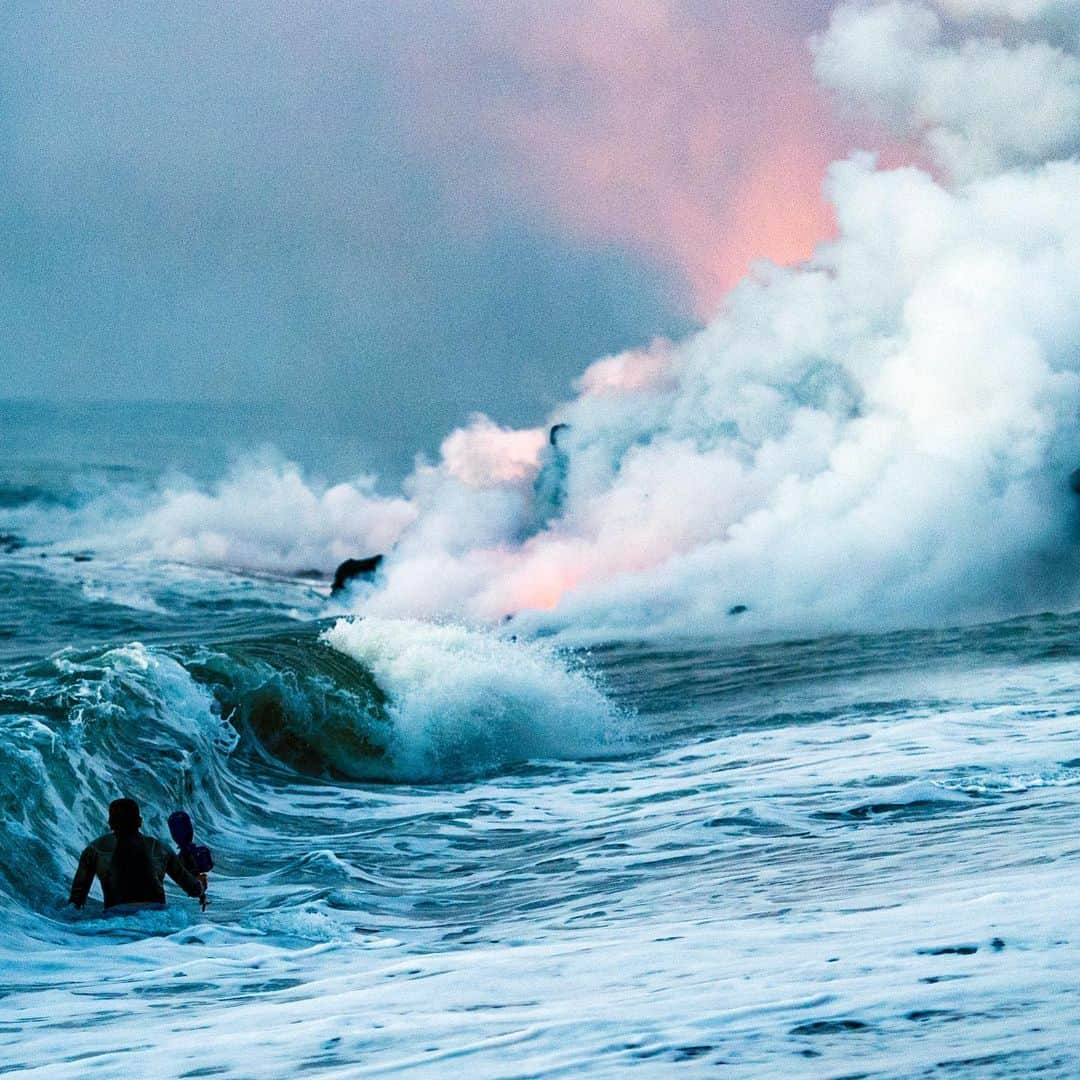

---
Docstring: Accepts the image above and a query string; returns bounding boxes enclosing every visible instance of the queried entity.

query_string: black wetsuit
[69,831,205,910]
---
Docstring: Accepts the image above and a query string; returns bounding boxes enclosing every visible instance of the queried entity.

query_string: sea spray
[321,617,629,781]
[33,151,1080,641]
[0,644,236,912]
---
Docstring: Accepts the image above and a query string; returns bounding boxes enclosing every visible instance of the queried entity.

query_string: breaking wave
[320,618,626,780]
[0,618,626,912]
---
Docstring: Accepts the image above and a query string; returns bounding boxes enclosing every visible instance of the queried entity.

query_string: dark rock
[532,426,571,528]
[728,604,749,615]
[790,1019,868,1035]
[1070,469,1080,493]
[905,1009,957,1022]
[331,555,384,594]
[672,1045,713,1061]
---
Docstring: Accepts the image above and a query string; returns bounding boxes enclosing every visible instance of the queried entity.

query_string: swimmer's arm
[165,851,206,900]
[68,847,97,909]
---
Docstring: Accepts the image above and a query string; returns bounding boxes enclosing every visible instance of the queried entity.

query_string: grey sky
[0,1,840,446]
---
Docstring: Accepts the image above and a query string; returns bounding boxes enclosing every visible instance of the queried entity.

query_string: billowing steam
[814,0,1080,179]
[345,0,1080,638]
[57,1,1080,642]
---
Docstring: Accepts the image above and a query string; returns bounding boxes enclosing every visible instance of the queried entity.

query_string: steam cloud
[814,0,1080,179]
[92,1,1080,642]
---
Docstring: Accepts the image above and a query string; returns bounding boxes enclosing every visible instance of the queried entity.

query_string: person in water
[68,798,206,912]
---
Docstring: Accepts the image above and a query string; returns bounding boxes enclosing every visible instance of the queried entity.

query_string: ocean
[1,399,1078,1078]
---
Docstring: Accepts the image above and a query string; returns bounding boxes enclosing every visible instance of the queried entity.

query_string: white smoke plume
[813,1,1080,179]
[65,456,417,574]
[70,1,1080,643]
[346,0,1080,641]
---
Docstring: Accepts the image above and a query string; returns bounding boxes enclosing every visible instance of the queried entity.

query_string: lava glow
[440,418,546,488]
[575,342,674,396]
[398,0,845,316]
[504,563,586,613]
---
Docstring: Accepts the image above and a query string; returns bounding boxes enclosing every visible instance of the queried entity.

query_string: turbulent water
[1,402,1078,1078]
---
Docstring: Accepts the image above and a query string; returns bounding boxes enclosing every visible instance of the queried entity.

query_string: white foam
[321,617,628,780]
[80,580,168,614]
[6,670,1080,1076]
[15,454,416,576]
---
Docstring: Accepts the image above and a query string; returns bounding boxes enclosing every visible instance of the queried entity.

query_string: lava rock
[331,555,384,595]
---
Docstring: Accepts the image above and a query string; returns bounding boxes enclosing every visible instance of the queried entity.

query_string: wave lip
[0,642,238,915]
[817,780,978,821]
[322,617,629,781]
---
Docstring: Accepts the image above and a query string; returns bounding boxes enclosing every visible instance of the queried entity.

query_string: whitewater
[3,464,1079,1076]
[5,0,1080,1075]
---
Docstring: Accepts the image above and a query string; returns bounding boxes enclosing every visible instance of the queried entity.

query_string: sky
[6,0,1078,636]
[1,0,850,442]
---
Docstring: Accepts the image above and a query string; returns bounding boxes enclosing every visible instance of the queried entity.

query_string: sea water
[1,401,1078,1078]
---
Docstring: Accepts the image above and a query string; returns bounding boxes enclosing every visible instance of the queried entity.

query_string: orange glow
[712,137,839,301]
[428,1,842,316]
[495,528,683,617]
[393,2,919,317]
[509,566,586,612]
[576,341,674,395]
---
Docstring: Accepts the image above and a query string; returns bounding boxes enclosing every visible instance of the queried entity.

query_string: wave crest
[321,618,628,781]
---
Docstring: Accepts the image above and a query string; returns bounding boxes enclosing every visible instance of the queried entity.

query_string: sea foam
[321,618,628,781]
